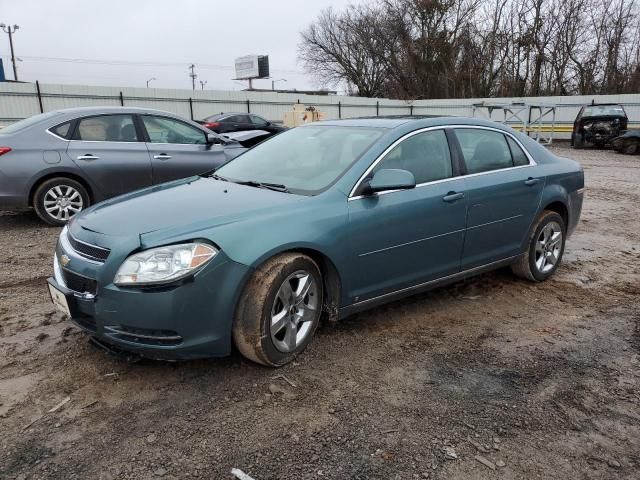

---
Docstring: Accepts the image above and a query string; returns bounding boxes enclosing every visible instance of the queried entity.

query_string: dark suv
[571,104,628,148]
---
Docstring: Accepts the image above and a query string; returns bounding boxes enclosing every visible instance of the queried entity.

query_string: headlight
[114,242,217,286]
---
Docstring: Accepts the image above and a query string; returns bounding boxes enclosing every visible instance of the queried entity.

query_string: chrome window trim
[348,124,537,200]
[66,139,143,144]
[46,128,71,141]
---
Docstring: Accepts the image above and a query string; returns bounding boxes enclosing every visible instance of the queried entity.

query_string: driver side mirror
[207,133,222,146]
[364,169,416,195]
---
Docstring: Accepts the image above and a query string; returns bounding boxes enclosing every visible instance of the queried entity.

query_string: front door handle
[442,191,464,203]
[77,154,99,161]
[153,154,172,160]
[524,177,541,186]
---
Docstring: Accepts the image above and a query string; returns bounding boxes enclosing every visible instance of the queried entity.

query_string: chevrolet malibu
[48,117,584,366]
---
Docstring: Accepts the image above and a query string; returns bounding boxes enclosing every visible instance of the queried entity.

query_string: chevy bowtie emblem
[60,254,71,267]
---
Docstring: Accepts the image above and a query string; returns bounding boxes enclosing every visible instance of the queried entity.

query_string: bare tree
[298,0,640,98]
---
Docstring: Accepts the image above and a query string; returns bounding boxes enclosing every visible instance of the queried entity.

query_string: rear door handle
[153,154,172,160]
[524,177,541,186]
[442,191,464,203]
[77,154,99,161]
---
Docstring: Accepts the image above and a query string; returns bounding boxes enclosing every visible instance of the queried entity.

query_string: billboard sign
[234,55,270,80]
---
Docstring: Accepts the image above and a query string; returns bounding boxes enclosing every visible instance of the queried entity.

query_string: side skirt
[338,254,521,319]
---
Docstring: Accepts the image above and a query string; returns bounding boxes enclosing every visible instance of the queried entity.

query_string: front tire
[623,139,639,155]
[572,132,584,149]
[233,253,323,367]
[511,211,566,282]
[33,177,90,226]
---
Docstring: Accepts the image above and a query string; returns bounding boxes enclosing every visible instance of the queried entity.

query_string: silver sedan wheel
[270,270,320,353]
[535,221,562,273]
[43,185,84,221]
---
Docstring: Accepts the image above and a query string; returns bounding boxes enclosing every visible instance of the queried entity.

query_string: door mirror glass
[366,169,416,194]
[207,133,222,145]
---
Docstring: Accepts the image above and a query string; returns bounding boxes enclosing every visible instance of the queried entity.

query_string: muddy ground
[1,144,639,480]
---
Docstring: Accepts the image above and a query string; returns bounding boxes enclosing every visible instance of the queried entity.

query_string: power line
[16,55,304,75]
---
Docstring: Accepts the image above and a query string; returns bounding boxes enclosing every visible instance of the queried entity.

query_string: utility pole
[188,64,197,91]
[199,80,207,90]
[146,77,156,88]
[0,24,20,81]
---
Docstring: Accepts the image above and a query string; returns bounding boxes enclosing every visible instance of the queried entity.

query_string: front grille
[62,269,97,295]
[67,232,110,262]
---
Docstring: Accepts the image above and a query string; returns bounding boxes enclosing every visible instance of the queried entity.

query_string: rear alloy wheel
[33,177,90,226]
[511,210,566,282]
[233,253,323,367]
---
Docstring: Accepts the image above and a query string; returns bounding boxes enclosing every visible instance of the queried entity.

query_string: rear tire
[233,253,323,367]
[511,211,566,282]
[33,177,90,226]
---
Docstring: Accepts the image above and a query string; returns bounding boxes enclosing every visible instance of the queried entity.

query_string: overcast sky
[0,0,354,92]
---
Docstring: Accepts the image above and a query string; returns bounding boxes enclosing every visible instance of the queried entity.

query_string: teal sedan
[47,117,584,366]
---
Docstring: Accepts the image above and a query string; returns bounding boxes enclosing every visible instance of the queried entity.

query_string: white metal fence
[1,81,639,139]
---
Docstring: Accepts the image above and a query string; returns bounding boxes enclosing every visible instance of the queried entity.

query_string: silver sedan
[0,107,246,225]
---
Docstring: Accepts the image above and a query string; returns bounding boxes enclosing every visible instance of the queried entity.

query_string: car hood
[222,130,271,142]
[74,176,303,240]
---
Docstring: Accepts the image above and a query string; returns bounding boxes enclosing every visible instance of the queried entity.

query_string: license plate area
[48,281,71,317]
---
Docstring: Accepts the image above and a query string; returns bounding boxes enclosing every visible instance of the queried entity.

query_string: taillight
[204,122,220,129]
[0,147,11,156]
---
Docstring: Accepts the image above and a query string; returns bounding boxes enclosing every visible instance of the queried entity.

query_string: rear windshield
[582,105,626,117]
[203,113,226,122]
[0,111,61,134]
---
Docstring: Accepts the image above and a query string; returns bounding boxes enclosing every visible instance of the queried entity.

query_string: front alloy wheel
[233,253,323,367]
[270,271,320,353]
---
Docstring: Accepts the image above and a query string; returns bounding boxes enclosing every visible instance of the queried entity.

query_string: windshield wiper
[209,173,228,182]
[235,180,290,193]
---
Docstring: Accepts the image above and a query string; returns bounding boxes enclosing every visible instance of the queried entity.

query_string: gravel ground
[0,144,639,480]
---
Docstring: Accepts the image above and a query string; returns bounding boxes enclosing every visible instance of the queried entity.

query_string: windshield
[215,125,385,195]
[0,111,61,134]
[582,105,626,117]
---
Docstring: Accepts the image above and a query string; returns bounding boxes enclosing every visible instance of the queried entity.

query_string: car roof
[309,115,512,131]
[205,112,256,120]
[45,106,188,117]
[24,107,207,128]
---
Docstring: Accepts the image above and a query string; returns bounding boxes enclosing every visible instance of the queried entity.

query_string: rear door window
[506,137,530,167]
[455,129,513,174]
[74,115,138,142]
